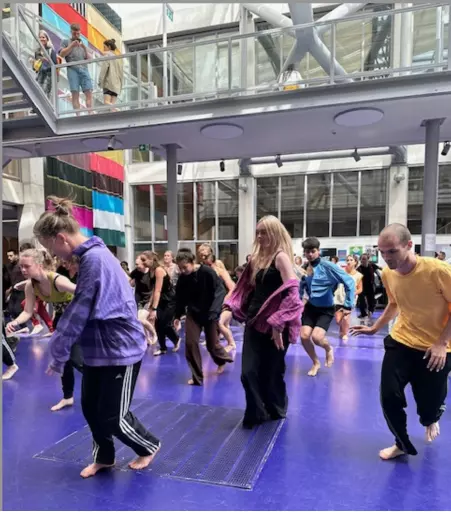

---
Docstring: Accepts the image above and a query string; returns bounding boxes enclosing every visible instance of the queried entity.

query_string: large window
[134,185,151,241]
[280,175,304,238]
[360,169,387,236]
[306,174,331,238]
[179,183,194,240]
[257,169,388,239]
[133,179,238,269]
[332,172,358,237]
[197,181,216,240]
[256,177,279,221]
[218,180,238,240]
[408,165,451,235]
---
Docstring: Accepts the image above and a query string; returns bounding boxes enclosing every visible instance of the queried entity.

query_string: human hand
[46,366,57,376]
[6,321,18,335]
[272,327,284,350]
[349,324,376,337]
[424,343,447,372]
[174,319,181,332]
[148,309,156,323]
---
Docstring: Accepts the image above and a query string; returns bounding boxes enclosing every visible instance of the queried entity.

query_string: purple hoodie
[49,236,146,373]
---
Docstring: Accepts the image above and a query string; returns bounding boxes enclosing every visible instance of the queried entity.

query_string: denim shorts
[67,66,93,92]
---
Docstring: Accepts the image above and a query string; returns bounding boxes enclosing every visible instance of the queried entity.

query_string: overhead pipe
[248,146,394,165]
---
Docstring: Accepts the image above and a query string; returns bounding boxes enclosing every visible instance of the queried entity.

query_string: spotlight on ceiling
[177,164,183,176]
[107,136,116,151]
[442,141,450,157]
[275,154,283,168]
[352,148,361,162]
[219,160,225,172]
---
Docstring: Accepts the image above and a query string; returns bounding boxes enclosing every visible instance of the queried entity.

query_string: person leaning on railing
[98,39,123,109]
[31,30,57,100]
[59,23,93,115]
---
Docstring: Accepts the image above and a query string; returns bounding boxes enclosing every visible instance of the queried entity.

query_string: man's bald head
[379,223,412,245]
[378,223,414,270]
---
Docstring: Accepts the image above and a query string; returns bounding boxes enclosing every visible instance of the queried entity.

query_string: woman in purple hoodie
[225,216,303,428]
[33,196,160,478]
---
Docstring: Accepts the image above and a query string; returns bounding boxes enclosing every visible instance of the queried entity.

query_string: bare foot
[217,365,225,375]
[80,462,114,478]
[379,445,405,460]
[51,397,74,411]
[2,364,19,380]
[128,446,160,470]
[307,361,321,377]
[325,346,334,368]
[426,422,440,442]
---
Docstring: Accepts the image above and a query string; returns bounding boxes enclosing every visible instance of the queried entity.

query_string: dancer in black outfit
[174,248,233,385]
[140,251,180,356]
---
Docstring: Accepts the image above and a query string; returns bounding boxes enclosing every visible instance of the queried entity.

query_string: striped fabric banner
[44,158,94,237]
[89,154,125,247]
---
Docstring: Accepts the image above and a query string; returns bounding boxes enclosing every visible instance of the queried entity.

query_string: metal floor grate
[34,401,284,490]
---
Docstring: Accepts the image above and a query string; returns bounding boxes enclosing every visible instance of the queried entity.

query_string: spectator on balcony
[59,23,93,115]
[32,30,57,100]
[98,39,123,108]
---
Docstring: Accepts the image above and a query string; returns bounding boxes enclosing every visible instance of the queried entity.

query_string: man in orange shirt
[351,223,451,460]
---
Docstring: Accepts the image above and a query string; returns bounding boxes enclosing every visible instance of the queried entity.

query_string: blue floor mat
[33,401,284,490]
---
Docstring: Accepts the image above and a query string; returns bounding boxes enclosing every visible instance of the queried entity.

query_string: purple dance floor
[3,313,451,510]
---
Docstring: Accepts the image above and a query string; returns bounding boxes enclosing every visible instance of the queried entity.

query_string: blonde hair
[250,215,294,283]
[33,196,80,239]
[140,251,161,271]
[20,248,54,270]
[38,30,53,48]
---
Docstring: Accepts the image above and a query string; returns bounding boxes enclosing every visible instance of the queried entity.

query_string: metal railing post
[447,2,451,70]
[52,65,58,116]
[228,38,233,92]
[136,54,141,109]
[330,22,336,84]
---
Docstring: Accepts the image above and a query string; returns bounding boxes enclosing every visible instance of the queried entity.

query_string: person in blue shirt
[300,237,355,376]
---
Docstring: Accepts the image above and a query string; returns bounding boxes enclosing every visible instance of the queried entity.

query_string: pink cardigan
[224,264,303,343]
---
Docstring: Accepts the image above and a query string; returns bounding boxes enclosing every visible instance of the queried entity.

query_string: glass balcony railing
[4,3,451,119]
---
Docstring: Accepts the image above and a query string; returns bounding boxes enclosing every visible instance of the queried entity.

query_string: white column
[117,176,134,267]
[18,158,45,241]
[387,165,409,225]
[166,144,178,254]
[238,176,256,263]
[392,3,413,75]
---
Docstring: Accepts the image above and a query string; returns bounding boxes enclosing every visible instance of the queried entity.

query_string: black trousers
[2,332,15,367]
[156,302,179,351]
[53,312,84,399]
[241,325,290,426]
[81,360,160,465]
[358,287,375,316]
[380,335,451,455]
[184,314,233,385]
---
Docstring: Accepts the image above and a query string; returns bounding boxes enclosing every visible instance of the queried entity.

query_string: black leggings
[2,324,15,367]
[155,302,179,351]
[54,312,84,399]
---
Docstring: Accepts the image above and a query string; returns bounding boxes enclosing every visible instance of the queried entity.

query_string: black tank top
[149,269,174,305]
[247,259,283,319]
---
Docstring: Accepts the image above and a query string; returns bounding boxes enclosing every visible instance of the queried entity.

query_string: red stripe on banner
[46,200,93,230]
[47,4,88,36]
[90,154,124,182]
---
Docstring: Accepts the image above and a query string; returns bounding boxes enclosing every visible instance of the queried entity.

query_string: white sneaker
[31,324,44,335]
[2,364,19,380]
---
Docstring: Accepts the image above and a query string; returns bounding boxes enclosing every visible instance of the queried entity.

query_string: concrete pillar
[165,144,178,254]
[238,176,256,263]
[117,170,134,267]
[387,165,409,225]
[18,158,45,241]
[421,119,441,257]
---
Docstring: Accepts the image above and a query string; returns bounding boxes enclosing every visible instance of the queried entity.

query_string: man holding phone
[59,23,93,114]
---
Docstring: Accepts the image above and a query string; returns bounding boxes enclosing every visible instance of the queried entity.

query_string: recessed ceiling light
[3,146,32,158]
[200,123,244,140]
[334,108,384,127]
